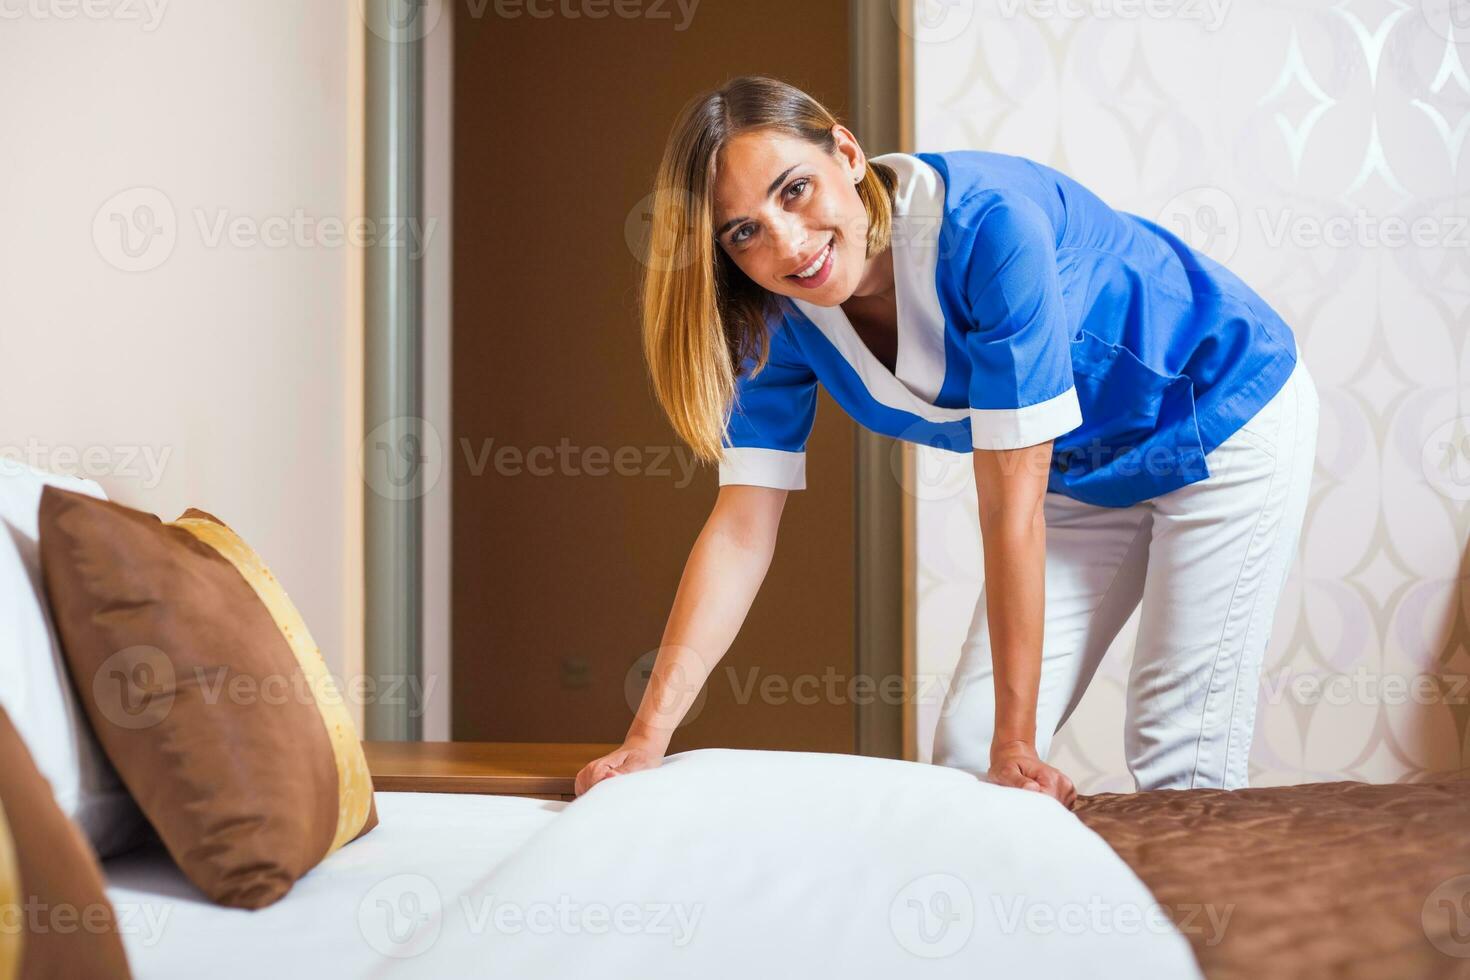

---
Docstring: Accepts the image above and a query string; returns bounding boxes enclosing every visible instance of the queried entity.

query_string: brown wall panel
[451,1,856,752]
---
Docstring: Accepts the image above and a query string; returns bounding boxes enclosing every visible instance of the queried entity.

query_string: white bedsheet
[106,749,1203,979]
[104,791,564,979]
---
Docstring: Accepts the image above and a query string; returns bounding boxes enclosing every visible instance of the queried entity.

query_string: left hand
[988,740,1077,809]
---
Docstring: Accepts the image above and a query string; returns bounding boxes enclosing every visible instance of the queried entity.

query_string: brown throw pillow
[37,487,378,910]
[0,703,131,979]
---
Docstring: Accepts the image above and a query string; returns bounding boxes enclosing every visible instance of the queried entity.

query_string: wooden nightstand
[362,741,621,801]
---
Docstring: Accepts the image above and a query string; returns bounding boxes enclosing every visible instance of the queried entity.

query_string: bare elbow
[972,442,1051,538]
[977,496,1046,540]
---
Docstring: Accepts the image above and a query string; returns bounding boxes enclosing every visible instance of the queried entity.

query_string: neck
[847,244,895,304]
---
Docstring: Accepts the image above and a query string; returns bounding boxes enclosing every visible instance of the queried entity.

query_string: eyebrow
[714,164,800,238]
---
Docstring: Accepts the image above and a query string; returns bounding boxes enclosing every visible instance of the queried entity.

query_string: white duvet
[378,748,1201,979]
[108,748,1202,978]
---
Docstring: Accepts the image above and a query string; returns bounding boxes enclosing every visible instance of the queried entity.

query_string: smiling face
[711,125,878,307]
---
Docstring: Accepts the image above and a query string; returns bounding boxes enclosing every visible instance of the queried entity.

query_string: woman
[574,75,1318,805]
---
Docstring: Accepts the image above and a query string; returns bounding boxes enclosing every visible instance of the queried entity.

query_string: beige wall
[0,2,365,714]
[907,1,1469,788]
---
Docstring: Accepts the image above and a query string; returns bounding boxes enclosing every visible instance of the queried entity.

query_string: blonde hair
[638,74,897,464]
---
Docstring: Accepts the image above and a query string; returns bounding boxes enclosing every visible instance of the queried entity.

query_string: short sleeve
[959,193,1083,451]
[718,323,818,490]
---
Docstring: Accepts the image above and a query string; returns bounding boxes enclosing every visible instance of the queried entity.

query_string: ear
[829,123,866,182]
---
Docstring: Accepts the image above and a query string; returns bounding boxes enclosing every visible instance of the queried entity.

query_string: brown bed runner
[1074,771,1470,979]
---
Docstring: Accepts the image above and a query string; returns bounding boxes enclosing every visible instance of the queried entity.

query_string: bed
[104,749,1205,979]
[1076,768,1470,979]
[2,460,1204,978]
[99,749,1470,979]
[104,791,565,977]
[7,465,1465,978]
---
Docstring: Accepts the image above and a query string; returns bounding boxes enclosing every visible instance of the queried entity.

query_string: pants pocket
[1227,368,1299,459]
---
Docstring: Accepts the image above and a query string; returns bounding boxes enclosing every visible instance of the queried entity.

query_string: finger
[578,761,617,795]
[1028,767,1062,798]
[1022,779,1042,792]
[989,767,1025,788]
[576,762,600,796]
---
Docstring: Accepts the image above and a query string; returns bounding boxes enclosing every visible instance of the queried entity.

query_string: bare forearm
[626,492,782,753]
[978,510,1047,749]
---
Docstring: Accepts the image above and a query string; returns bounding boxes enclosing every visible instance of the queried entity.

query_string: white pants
[931,357,1320,791]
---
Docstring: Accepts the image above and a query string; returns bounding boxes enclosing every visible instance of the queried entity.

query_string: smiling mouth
[786,239,833,280]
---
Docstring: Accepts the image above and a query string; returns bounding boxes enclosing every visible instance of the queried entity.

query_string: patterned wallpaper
[905,0,1470,790]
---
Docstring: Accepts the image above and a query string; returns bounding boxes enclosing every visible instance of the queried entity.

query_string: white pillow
[0,458,146,857]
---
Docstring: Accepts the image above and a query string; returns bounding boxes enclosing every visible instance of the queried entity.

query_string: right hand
[987,740,1077,809]
[574,742,665,797]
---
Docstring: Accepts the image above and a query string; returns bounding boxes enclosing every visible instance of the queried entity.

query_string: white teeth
[794,243,830,278]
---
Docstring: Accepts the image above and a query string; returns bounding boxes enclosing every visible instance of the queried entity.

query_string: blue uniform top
[717,150,1299,508]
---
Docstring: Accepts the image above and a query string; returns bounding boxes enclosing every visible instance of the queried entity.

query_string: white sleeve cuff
[970,386,1083,450]
[718,447,806,490]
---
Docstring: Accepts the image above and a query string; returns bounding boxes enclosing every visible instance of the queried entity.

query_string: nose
[769,214,810,265]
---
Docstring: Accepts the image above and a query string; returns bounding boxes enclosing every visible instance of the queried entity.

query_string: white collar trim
[790,152,965,425]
